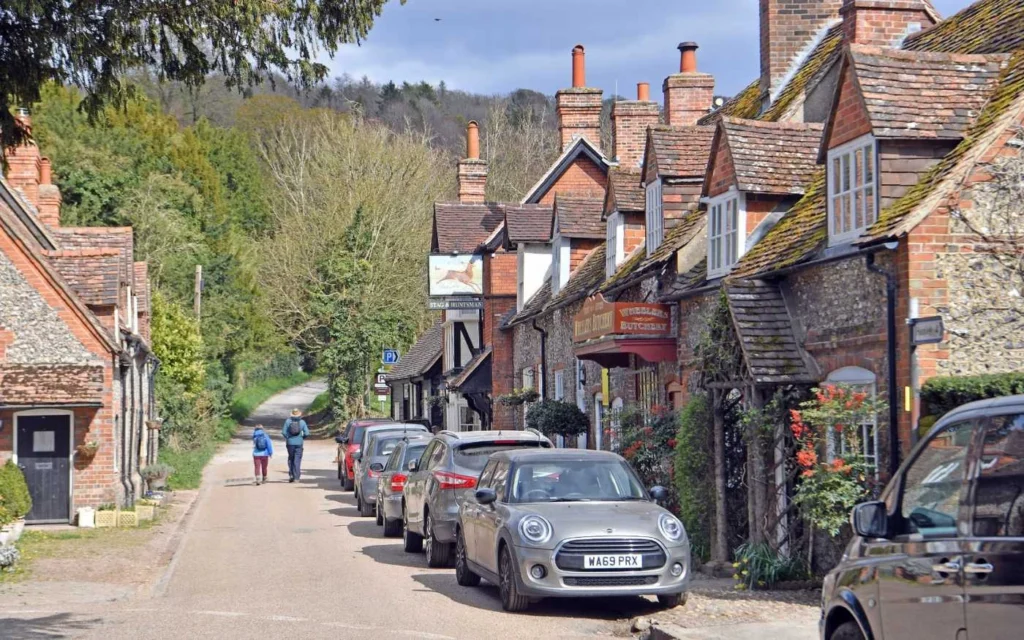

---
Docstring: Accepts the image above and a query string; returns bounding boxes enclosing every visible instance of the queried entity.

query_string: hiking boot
[289,478,295,483]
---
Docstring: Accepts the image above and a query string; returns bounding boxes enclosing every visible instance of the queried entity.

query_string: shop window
[637,363,659,419]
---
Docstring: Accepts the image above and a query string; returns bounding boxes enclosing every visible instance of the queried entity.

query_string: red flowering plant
[791,384,885,536]
[612,404,678,492]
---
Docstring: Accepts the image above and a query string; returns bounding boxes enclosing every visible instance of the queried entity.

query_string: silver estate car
[455,449,690,612]
[403,430,553,568]
[353,423,427,516]
[376,436,431,536]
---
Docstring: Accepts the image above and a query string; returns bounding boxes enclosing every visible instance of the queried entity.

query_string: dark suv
[402,430,552,567]
[820,395,1024,640]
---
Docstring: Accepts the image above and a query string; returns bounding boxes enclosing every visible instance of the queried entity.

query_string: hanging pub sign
[428,254,484,296]
[573,295,672,343]
[428,297,483,311]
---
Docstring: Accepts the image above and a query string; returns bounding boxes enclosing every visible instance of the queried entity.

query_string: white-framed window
[517,247,526,311]
[551,235,570,295]
[605,211,625,277]
[646,178,663,256]
[554,370,565,401]
[827,134,878,245]
[707,191,745,279]
[825,366,879,475]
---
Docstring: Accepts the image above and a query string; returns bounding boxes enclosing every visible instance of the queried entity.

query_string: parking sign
[382,349,399,365]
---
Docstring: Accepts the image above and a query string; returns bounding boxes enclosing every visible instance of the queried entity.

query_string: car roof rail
[438,430,461,439]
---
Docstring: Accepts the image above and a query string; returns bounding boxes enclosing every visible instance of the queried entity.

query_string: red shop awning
[574,336,677,369]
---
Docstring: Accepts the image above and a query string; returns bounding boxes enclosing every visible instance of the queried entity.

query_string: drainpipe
[866,247,901,478]
[119,358,132,504]
[532,319,548,399]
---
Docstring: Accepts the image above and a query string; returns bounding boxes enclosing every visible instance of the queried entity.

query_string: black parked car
[820,395,1024,640]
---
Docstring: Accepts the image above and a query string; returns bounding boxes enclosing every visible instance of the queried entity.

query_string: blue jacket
[252,428,274,457]
[281,418,309,447]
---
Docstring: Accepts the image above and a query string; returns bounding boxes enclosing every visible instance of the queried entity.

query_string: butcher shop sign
[573,296,672,343]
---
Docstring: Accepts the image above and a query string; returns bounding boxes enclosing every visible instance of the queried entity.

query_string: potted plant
[95,504,117,528]
[0,461,32,542]
[76,440,100,459]
[140,463,174,492]
[0,504,13,546]
[135,499,157,521]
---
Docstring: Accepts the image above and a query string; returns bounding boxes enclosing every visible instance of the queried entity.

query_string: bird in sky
[434,18,441,21]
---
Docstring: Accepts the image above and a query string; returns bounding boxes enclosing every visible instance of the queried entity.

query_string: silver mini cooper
[455,448,690,612]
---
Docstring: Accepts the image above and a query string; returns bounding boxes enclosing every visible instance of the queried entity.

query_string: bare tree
[482,99,560,202]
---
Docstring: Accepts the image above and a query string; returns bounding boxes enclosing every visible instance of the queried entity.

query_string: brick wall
[623,212,646,256]
[537,156,608,204]
[484,249,518,429]
[828,64,874,149]
[569,238,600,272]
[613,101,661,168]
[663,182,703,226]
[663,74,715,128]
[556,88,604,150]
[746,194,784,235]
[760,0,844,98]
[457,159,488,204]
[841,0,935,47]
[708,139,737,198]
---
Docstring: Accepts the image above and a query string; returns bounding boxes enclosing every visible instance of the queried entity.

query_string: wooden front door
[16,414,72,523]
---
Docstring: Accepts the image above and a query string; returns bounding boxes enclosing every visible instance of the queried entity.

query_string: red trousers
[253,456,269,476]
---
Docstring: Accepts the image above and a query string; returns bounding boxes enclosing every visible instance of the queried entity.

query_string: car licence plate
[583,554,642,569]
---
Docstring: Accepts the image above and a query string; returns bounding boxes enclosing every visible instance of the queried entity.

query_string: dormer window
[605,211,624,278]
[827,134,878,245]
[645,179,663,255]
[551,235,570,295]
[707,191,745,279]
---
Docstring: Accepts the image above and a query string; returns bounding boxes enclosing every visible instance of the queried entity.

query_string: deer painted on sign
[434,259,481,294]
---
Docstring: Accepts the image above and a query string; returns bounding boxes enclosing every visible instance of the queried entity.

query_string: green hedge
[674,394,714,563]
[921,372,1024,418]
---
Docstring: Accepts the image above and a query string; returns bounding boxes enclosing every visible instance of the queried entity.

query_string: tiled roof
[718,118,824,195]
[134,262,150,314]
[505,204,553,244]
[554,196,605,239]
[660,257,710,301]
[762,23,844,122]
[863,49,1024,243]
[730,169,827,278]
[602,211,707,294]
[505,279,552,327]
[849,46,1009,140]
[386,321,443,382]
[698,80,762,125]
[0,364,105,405]
[903,0,1024,55]
[649,126,715,179]
[43,249,122,306]
[725,281,816,384]
[448,347,491,389]
[432,203,505,254]
[548,243,607,310]
[52,227,133,283]
[606,168,645,214]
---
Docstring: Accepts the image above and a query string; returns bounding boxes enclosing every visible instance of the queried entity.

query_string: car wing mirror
[334,435,345,444]
[852,501,889,539]
[340,437,349,444]
[649,485,669,502]
[407,460,419,472]
[475,488,497,506]
[370,462,384,472]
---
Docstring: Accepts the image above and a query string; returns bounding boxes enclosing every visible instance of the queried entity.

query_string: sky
[319,0,975,99]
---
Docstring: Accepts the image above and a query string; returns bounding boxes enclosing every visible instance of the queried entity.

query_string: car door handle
[932,560,962,574]
[964,561,994,575]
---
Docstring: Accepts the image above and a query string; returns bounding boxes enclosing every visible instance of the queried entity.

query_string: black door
[16,415,72,523]
[964,410,1024,639]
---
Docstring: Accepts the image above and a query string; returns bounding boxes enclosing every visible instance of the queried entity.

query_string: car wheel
[402,508,423,553]
[343,475,354,492]
[358,493,374,517]
[375,500,384,526]
[830,621,865,640]
[455,529,481,587]
[499,545,529,612]
[383,516,402,537]
[657,592,688,609]
[424,513,452,568]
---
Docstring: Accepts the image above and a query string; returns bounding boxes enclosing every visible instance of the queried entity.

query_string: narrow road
[4,381,640,639]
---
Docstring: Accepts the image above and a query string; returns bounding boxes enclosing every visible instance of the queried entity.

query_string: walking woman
[252,424,274,485]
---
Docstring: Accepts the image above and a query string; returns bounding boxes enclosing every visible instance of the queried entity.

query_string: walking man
[282,409,309,482]
[252,424,273,485]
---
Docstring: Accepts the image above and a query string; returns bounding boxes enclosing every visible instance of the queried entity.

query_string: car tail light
[433,471,477,490]
[390,473,407,493]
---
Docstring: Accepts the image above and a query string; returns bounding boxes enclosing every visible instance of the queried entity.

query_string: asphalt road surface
[3,381,660,639]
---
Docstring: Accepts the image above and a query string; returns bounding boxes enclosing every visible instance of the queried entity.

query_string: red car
[336,418,391,491]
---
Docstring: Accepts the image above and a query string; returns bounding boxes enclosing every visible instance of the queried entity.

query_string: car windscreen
[373,436,404,456]
[453,440,551,471]
[508,460,648,503]
[402,444,428,468]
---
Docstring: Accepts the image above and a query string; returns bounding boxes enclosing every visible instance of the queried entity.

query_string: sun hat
[291,408,302,417]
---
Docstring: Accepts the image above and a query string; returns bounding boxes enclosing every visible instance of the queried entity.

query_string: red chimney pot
[466,121,480,160]
[679,42,699,73]
[637,82,650,101]
[572,45,586,88]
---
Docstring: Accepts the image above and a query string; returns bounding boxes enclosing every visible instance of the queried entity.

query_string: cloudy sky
[320,0,974,99]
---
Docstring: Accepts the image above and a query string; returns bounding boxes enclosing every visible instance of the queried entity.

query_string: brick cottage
[0,113,157,523]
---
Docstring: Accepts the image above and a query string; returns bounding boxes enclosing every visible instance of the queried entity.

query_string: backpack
[254,432,269,451]
[287,419,302,437]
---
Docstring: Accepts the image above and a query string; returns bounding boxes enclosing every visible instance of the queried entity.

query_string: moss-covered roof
[903,0,1024,55]
[505,279,551,328]
[762,24,844,122]
[548,243,607,311]
[699,80,762,125]
[601,211,707,294]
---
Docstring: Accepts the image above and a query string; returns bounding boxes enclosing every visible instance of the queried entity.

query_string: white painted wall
[518,243,553,310]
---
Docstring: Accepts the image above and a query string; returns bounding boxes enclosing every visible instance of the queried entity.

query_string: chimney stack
[663,43,715,128]
[840,0,936,47]
[37,158,62,227]
[760,0,843,102]
[4,108,42,209]
[612,83,661,168]
[457,121,488,204]
[556,45,604,150]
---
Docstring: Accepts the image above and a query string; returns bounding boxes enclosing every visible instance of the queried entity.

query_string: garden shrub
[526,400,589,440]
[921,372,1024,419]
[0,461,32,520]
[733,542,806,590]
[674,394,714,563]
[617,405,677,495]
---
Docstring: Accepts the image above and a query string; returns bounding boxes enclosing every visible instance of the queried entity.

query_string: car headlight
[659,514,685,542]
[518,515,553,545]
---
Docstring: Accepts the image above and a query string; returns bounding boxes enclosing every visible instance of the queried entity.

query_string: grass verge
[307,389,330,415]
[163,372,314,490]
